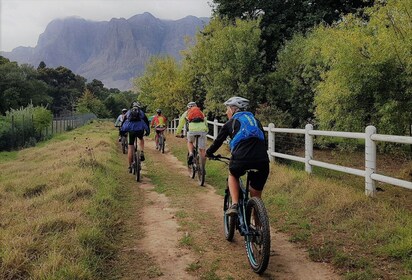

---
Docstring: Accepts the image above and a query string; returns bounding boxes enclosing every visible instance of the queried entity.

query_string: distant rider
[151,109,168,149]
[115,108,128,142]
[175,102,208,165]
[121,102,150,172]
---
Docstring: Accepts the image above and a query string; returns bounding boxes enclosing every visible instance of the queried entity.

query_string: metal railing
[168,118,412,197]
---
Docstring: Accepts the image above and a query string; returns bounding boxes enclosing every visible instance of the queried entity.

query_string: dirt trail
[118,137,341,279]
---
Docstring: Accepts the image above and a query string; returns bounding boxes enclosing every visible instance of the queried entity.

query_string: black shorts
[229,160,269,191]
[128,130,144,145]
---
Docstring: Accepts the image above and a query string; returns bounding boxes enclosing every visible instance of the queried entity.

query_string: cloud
[0,0,213,52]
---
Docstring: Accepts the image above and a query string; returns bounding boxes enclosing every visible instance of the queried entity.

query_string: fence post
[305,124,313,174]
[365,125,377,197]
[267,123,275,162]
[213,119,218,140]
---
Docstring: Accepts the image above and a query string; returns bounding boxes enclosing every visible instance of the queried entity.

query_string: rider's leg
[249,187,262,198]
[228,173,240,204]
[139,138,145,151]
[187,141,194,155]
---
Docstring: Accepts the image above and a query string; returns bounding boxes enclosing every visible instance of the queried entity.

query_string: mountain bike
[188,135,205,186]
[131,137,141,182]
[209,155,271,274]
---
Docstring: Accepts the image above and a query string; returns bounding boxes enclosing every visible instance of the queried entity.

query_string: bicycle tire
[188,153,196,179]
[135,149,141,182]
[245,197,271,274]
[132,152,136,175]
[197,154,205,186]
[223,189,236,241]
[159,135,165,153]
[161,136,165,153]
[121,137,127,154]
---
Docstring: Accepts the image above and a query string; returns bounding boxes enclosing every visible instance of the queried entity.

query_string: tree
[76,88,109,117]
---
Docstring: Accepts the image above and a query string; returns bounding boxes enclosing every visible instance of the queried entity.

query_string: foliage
[134,56,191,118]
[311,0,412,135]
[32,106,53,133]
[77,89,110,118]
[185,18,264,116]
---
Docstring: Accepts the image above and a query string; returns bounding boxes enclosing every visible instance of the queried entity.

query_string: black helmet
[156,109,162,114]
[131,101,141,108]
[122,108,127,113]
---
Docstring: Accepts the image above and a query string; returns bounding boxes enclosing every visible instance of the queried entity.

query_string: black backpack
[129,108,141,122]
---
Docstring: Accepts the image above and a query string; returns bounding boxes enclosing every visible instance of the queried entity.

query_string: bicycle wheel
[188,153,196,178]
[160,135,165,153]
[245,197,271,274]
[132,151,136,175]
[223,188,236,241]
[121,136,127,154]
[159,135,164,153]
[196,154,205,186]
[135,149,141,182]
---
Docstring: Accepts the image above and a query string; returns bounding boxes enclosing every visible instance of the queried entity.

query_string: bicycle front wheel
[223,189,236,241]
[159,135,165,153]
[196,154,205,186]
[245,197,271,274]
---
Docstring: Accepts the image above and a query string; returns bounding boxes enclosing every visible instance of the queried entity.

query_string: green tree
[76,88,109,117]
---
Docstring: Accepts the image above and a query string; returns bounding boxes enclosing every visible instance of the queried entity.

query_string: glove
[144,130,150,136]
[206,150,213,158]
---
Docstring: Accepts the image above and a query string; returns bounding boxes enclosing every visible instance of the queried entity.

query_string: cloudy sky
[0,0,214,52]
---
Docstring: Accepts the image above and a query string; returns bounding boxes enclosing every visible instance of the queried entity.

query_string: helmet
[131,101,141,108]
[122,108,127,113]
[156,109,162,114]
[187,101,197,109]
[224,96,249,110]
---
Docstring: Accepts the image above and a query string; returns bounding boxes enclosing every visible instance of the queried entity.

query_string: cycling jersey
[151,115,167,127]
[121,109,150,133]
[176,110,208,134]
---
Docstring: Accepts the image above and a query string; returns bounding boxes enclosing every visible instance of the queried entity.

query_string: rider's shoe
[140,151,145,161]
[118,137,121,142]
[187,154,193,165]
[128,165,132,173]
[226,203,238,216]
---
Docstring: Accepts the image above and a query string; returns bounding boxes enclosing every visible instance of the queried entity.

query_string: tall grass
[0,121,127,279]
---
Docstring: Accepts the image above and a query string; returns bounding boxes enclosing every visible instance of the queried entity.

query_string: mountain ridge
[2,13,209,90]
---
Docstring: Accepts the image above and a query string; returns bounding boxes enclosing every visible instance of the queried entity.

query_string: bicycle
[209,155,271,274]
[155,127,166,154]
[187,135,205,186]
[131,137,141,182]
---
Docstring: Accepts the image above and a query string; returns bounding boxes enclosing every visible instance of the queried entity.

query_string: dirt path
[117,137,342,279]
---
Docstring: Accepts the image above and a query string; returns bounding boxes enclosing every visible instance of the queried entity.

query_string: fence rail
[168,118,412,197]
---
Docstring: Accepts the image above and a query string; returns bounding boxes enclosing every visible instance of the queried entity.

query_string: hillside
[1,13,209,90]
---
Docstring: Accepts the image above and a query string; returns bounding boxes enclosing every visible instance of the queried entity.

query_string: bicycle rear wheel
[159,135,165,153]
[196,154,205,186]
[188,153,196,178]
[121,136,127,154]
[223,188,236,241]
[245,197,271,274]
[135,149,141,182]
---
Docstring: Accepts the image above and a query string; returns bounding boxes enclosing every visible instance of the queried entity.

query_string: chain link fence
[0,113,97,151]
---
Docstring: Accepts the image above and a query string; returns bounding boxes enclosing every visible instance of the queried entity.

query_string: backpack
[229,111,264,151]
[187,107,204,123]
[129,108,141,122]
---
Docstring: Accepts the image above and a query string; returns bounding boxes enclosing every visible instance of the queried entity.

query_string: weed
[186,261,202,271]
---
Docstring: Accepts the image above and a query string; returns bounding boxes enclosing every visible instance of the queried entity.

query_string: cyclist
[121,101,150,172]
[115,108,128,142]
[176,101,208,166]
[206,96,269,216]
[151,109,168,149]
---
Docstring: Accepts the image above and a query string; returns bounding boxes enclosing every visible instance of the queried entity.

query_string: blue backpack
[229,111,264,151]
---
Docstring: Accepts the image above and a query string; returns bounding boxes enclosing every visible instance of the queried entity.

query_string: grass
[0,120,129,280]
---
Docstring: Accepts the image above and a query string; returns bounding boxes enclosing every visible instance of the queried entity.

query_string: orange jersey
[151,115,167,127]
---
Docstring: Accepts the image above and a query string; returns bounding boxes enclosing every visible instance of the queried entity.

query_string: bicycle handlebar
[208,154,231,161]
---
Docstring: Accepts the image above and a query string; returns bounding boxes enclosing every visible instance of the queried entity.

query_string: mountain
[2,13,209,90]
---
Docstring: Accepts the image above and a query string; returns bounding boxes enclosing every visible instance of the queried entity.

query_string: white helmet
[224,96,249,110]
[187,101,197,108]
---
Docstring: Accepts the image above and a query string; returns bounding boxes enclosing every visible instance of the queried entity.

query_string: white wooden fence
[168,119,412,197]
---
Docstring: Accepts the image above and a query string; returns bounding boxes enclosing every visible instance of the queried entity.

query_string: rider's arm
[206,119,233,155]
[176,111,187,135]
[143,114,150,134]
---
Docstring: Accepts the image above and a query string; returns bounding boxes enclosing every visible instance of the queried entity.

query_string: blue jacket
[121,109,150,133]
